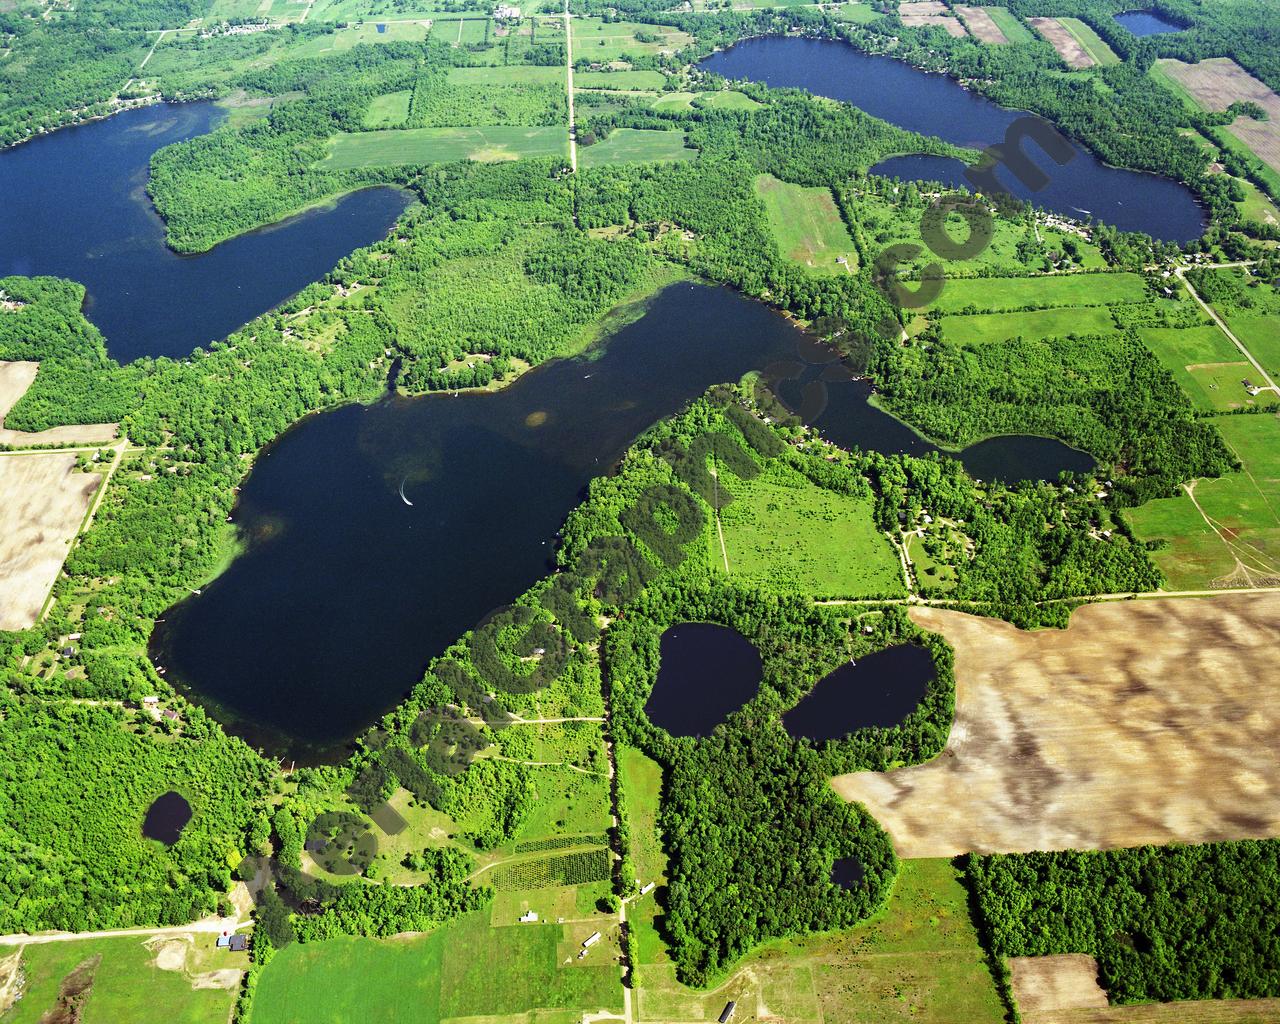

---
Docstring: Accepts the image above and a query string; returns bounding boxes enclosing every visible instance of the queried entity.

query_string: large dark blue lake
[699,37,1205,241]
[152,282,1093,758]
[0,102,409,362]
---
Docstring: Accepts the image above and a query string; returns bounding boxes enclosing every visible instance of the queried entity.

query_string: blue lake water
[699,37,1205,241]
[0,102,409,362]
[1114,10,1185,35]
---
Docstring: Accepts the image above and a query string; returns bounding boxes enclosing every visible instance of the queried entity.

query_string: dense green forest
[967,840,1280,1002]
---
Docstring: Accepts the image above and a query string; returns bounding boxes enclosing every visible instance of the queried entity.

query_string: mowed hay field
[1028,17,1096,69]
[834,595,1280,857]
[755,174,857,276]
[579,129,695,167]
[898,0,968,38]
[0,360,117,447]
[632,859,1006,1024]
[0,452,101,631]
[940,305,1117,345]
[321,126,569,169]
[1155,58,1280,176]
[955,5,1009,43]
[927,272,1146,314]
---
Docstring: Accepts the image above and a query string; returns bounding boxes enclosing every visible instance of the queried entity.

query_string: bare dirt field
[1011,956,1108,1018]
[900,0,968,38]
[833,595,1280,857]
[956,5,1008,43]
[0,452,101,630]
[1157,58,1280,176]
[0,360,117,448]
[1029,17,1093,68]
[1027,998,1280,1023]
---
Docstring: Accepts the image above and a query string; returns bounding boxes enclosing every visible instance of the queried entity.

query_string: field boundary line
[1176,265,1279,394]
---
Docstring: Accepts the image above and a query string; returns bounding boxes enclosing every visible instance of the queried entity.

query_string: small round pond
[645,623,763,737]
[831,856,866,890]
[142,791,193,845]
[1113,10,1185,35]
[783,645,936,741]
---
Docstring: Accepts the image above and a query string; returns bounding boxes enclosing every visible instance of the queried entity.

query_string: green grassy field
[570,17,691,60]
[449,65,564,86]
[650,91,695,112]
[986,6,1033,42]
[1128,413,1280,589]
[1058,16,1120,65]
[575,69,666,90]
[321,126,569,168]
[579,129,695,167]
[1139,323,1258,412]
[835,1,883,23]
[363,89,411,128]
[940,304,1117,345]
[718,458,906,598]
[755,174,858,276]
[632,858,1006,1023]
[4,935,243,1024]
[252,910,623,1024]
[928,272,1146,313]
[694,90,762,111]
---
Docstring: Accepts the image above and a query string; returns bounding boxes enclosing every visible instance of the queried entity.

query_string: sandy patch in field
[1158,58,1280,177]
[148,937,190,972]
[1026,998,1280,1023]
[189,968,242,990]
[900,0,968,37]
[1029,18,1093,68]
[0,361,117,447]
[833,595,1280,856]
[956,5,1008,43]
[0,949,23,1016]
[0,452,101,630]
[1011,955,1108,1018]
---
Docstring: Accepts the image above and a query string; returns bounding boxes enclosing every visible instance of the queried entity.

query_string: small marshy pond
[783,645,935,741]
[831,856,866,890]
[142,791,192,845]
[644,623,763,737]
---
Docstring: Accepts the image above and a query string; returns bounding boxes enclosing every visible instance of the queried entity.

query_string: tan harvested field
[1011,956,1108,1018]
[1158,58,1280,176]
[1028,998,1280,1024]
[1029,17,1093,68]
[900,0,968,37]
[956,5,1008,43]
[833,595,1280,857]
[0,361,117,447]
[0,452,101,630]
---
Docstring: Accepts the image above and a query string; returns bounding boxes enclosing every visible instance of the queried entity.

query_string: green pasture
[755,174,857,276]
[579,129,695,166]
[940,305,1117,345]
[986,7,1033,43]
[929,271,1146,313]
[575,69,666,90]
[835,1,882,23]
[321,126,568,168]
[634,858,1004,1024]
[363,89,410,128]
[5,935,242,1024]
[695,89,762,111]
[1128,414,1280,588]
[1138,324,1256,411]
[449,64,564,85]
[571,17,692,60]
[718,458,906,598]
[650,91,695,112]
[251,910,622,1024]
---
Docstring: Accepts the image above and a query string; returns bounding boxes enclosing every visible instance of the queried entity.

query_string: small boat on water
[399,478,414,507]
